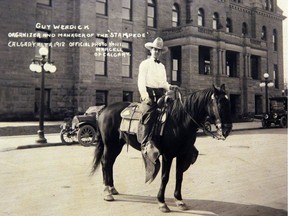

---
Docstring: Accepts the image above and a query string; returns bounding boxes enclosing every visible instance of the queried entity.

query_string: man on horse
[137,37,178,164]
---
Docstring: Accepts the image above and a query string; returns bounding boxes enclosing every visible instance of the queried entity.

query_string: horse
[91,84,232,212]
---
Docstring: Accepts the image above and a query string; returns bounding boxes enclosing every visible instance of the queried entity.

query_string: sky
[277,0,288,83]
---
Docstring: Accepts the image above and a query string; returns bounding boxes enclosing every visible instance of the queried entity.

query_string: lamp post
[259,72,274,114]
[29,47,56,143]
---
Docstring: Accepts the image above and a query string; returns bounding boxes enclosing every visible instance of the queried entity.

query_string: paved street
[0,128,287,216]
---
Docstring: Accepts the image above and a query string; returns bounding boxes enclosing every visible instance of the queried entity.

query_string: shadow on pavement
[0,142,78,152]
[114,194,287,216]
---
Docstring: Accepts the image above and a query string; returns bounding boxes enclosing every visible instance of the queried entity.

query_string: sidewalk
[0,121,62,136]
[0,120,263,151]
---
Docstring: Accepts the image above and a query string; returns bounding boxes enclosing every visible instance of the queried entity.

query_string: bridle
[175,89,226,140]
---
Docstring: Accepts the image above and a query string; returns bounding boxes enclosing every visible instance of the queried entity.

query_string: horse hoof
[104,194,114,201]
[158,202,170,213]
[175,200,188,211]
[110,187,119,195]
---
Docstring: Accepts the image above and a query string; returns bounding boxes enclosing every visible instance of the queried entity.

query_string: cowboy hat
[144,37,168,53]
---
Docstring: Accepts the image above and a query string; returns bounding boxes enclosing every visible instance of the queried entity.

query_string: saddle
[120,102,167,144]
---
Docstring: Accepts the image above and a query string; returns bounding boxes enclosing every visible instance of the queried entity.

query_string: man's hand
[141,92,152,105]
[143,98,152,105]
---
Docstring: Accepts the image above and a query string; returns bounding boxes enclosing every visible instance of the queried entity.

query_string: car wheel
[77,125,96,146]
[279,116,287,128]
[60,129,76,144]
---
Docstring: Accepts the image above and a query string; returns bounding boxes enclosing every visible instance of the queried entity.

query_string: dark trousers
[140,87,165,145]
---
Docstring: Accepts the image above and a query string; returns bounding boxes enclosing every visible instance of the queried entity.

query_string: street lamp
[259,72,274,114]
[29,47,56,143]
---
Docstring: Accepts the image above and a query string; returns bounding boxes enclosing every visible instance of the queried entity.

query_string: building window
[212,12,219,30]
[265,0,273,11]
[226,51,239,77]
[34,88,51,115]
[261,26,267,41]
[123,91,133,102]
[122,41,132,77]
[172,3,180,27]
[226,18,232,33]
[37,0,51,6]
[96,0,107,15]
[35,29,51,60]
[198,8,205,26]
[270,0,274,11]
[242,22,248,36]
[122,0,132,21]
[96,90,108,106]
[171,46,181,85]
[95,37,107,76]
[273,64,279,89]
[251,55,260,80]
[147,0,156,27]
[199,46,211,75]
[273,29,277,51]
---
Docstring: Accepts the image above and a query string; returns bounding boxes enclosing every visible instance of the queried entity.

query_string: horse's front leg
[157,156,173,212]
[174,156,190,211]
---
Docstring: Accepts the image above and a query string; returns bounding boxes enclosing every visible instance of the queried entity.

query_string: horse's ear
[212,84,220,93]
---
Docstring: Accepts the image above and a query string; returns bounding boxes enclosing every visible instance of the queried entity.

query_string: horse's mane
[167,88,214,129]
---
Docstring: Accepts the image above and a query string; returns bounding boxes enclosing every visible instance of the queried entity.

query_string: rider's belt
[146,87,165,103]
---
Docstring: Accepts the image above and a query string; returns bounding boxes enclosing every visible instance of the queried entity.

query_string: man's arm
[138,62,150,101]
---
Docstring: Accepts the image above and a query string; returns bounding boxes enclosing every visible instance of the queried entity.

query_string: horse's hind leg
[101,139,124,201]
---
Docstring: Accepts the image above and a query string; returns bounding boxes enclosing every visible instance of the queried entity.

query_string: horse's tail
[91,128,104,175]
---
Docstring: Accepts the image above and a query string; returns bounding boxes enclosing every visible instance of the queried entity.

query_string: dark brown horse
[91,84,232,212]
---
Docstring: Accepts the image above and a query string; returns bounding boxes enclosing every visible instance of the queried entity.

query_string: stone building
[0,0,285,120]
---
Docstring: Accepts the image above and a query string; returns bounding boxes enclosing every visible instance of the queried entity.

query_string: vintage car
[262,96,287,128]
[60,105,105,146]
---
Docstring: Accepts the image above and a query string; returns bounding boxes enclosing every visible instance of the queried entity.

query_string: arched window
[242,22,248,36]
[273,29,277,51]
[213,12,219,30]
[198,8,205,26]
[261,26,267,40]
[226,18,232,33]
[172,3,180,27]
[147,0,156,27]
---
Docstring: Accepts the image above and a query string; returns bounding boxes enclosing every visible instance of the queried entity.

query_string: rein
[174,89,222,140]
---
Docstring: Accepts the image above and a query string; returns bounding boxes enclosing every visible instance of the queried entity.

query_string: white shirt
[138,57,170,99]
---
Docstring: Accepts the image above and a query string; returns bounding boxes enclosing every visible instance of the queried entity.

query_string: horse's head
[208,84,232,140]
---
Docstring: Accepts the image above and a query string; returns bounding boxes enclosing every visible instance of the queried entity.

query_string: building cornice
[229,3,286,21]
